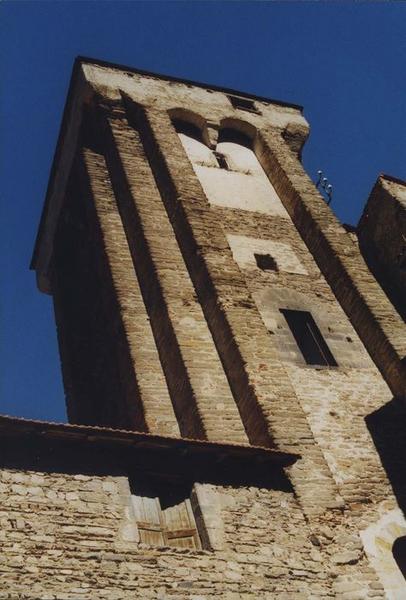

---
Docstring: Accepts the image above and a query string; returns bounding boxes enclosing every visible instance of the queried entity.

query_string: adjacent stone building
[1,56,406,599]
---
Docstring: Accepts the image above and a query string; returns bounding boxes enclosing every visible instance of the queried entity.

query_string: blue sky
[1,1,405,422]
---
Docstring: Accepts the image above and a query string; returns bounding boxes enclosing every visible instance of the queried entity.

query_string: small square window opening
[255,253,278,272]
[280,309,338,367]
[228,95,258,113]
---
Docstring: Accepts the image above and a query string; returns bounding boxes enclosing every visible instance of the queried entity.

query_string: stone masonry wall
[53,151,179,435]
[98,112,249,444]
[178,138,397,509]
[0,434,389,600]
[256,130,406,400]
[26,60,406,598]
[155,110,406,594]
[358,175,406,322]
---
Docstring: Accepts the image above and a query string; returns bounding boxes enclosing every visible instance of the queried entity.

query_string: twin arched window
[171,114,288,217]
[173,118,252,149]
[173,118,257,175]
[172,119,203,143]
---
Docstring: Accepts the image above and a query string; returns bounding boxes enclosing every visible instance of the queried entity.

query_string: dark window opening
[213,151,230,170]
[254,253,278,272]
[228,95,258,114]
[218,127,252,149]
[172,119,203,143]
[280,309,338,367]
[393,536,406,580]
[129,476,202,549]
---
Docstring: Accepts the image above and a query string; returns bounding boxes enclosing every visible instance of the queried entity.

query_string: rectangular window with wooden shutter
[129,477,202,549]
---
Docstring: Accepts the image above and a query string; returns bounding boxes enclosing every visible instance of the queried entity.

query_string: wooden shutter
[131,494,167,546]
[130,480,201,549]
[162,498,201,549]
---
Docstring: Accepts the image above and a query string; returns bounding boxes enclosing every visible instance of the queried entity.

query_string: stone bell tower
[25,56,406,597]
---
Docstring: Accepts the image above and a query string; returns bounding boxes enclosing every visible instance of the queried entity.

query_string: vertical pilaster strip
[134,104,342,516]
[81,147,180,437]
[257,130,406,400]
[99,104,249,445]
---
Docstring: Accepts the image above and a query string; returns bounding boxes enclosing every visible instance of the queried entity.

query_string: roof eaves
[0,414,300,467]
[379,173,406,188]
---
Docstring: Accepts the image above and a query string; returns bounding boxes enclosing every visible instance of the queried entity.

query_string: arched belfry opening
[172,114,289,217]
[217,127,252,149]
[172,118,204,143]
[173,114,218,170]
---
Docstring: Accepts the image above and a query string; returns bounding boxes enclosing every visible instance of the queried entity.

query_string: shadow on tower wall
[366,397,406,516]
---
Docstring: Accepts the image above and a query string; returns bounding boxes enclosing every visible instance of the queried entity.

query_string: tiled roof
[0,414,299,467]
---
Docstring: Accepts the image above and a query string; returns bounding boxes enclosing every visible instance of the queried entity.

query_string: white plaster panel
[216,141,263,174]
[195,165,290,215]
[178,133,216,167]
[178,132,285,214]
[183,139,290,216]
[226,234,308,276]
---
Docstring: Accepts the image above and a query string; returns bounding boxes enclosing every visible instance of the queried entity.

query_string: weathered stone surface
[16,57,406,598]
[358,174,406,322]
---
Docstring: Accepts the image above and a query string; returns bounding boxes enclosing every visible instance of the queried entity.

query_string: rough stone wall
[52,151,179,435]
[25,60,406,597]
[256,129,406,401]
[180,139,395,506]
[166,118,406,595]
[358,175,406,321]
[215,204,398,506]
[0,436,388,600]
[99,114,249,444]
